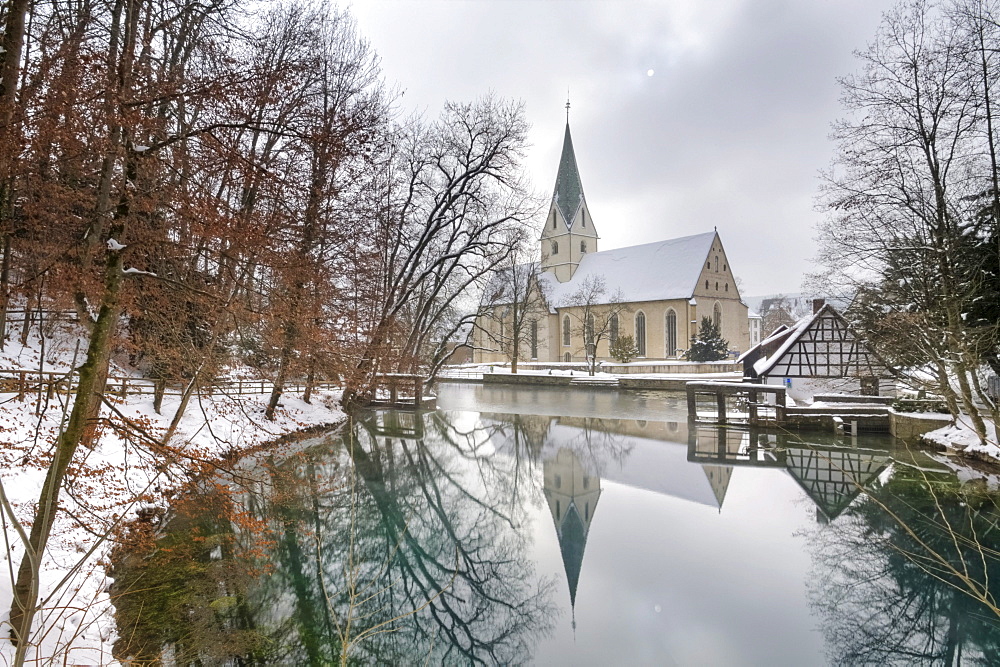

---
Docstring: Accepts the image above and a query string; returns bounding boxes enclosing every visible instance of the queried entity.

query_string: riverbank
[0,329,346,664]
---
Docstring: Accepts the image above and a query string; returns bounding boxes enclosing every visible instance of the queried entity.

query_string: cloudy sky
[351,0,894,297]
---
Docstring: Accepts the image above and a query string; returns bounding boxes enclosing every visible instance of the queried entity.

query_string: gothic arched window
[665,309,677,356]
[713,302,722,329]
[610,313,619,345]
[580,240,587,253]
[635,311,646,356]
[551,240,559,255]
[563,315,571,346]
[530,320,538,359]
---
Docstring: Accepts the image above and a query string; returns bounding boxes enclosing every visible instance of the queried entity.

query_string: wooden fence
[0,369,340,400]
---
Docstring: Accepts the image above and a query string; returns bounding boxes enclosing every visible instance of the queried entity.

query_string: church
[472,115,750,365]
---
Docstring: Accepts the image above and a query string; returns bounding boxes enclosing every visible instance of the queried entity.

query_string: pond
[109,383,1000,665]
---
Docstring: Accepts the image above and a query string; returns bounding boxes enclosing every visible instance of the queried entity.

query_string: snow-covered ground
[923,418,1000,463]
[0,328,345,665]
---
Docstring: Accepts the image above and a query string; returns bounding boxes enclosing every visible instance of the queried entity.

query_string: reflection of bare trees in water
[110,410,555,664]
[807,467,1000,665]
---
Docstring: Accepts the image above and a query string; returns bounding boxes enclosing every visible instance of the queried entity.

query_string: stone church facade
[473,119,750,365]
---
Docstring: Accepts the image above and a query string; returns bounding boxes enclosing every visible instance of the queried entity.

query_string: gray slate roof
[553,123,585,225]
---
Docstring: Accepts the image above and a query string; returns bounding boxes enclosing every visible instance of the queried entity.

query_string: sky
[351,0,895,297]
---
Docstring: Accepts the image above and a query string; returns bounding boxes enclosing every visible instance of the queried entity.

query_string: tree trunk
[0,233,9,350]
[265,322,296,421]
[9,250,123,644]
[303,356,315,404]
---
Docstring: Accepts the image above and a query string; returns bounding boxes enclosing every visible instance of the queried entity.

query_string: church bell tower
[540,101,599,282]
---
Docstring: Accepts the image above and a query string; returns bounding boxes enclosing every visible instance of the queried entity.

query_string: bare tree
[816,0,1000,442]
[342,96,537,404]
[475,233,547,373]
[561,275,630,375]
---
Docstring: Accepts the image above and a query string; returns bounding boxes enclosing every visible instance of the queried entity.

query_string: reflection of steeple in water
[543,448,602,613]
[701,465,733,510]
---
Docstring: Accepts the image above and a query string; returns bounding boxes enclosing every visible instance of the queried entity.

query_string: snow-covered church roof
[541,231,717,307]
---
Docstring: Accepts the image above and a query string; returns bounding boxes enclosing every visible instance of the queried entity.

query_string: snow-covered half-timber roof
[541,231,717,307]
[753,304,891,379]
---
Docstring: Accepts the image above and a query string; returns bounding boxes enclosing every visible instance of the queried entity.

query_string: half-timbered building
[747,302,894,403]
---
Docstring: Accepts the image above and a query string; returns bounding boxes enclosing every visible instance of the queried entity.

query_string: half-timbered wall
[765,310,887,379]
[760,307,895,402]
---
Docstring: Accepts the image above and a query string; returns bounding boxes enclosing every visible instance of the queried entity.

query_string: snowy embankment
[922,419,1000,464]
[0,328,345,665]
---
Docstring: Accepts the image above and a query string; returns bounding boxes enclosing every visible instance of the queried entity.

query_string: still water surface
[111,383,1000,665]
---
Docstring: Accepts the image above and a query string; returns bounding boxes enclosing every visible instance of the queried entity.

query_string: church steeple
[553,122,585,228]
[540,105,599,282]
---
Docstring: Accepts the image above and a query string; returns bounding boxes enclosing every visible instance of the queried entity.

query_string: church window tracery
[552,240,559,255]
[610,314,619,345]
[635,311,646,356]
[666,309,677,356]
[563,316,571,346]
[714,302,722,328]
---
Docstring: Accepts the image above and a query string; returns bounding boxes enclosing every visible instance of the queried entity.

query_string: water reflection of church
[487,414,893,614]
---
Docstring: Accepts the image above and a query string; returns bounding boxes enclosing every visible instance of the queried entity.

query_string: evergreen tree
[609,334,638,363]
[685,317,729,362]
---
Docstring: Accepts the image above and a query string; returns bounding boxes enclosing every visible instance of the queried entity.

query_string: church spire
[553,117,586,227]
[540,102,598,282]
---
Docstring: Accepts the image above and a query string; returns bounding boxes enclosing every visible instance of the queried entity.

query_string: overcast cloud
[351,0,895,296]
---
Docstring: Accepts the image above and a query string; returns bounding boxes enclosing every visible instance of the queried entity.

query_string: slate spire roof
[553,122,585,226]
[557,503,588,608]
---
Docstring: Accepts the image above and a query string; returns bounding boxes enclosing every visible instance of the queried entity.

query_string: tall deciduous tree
[476,232,546,374]
[342,97,536,403]
[816,0,1000,442]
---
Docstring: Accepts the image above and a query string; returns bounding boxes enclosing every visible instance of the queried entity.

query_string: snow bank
[922,418,1000,464]
[0,327,345,664]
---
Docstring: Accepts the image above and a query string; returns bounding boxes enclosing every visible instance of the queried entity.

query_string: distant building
[474,115,750,364]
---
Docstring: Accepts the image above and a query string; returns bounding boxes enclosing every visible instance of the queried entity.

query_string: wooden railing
[0,369,340,399]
